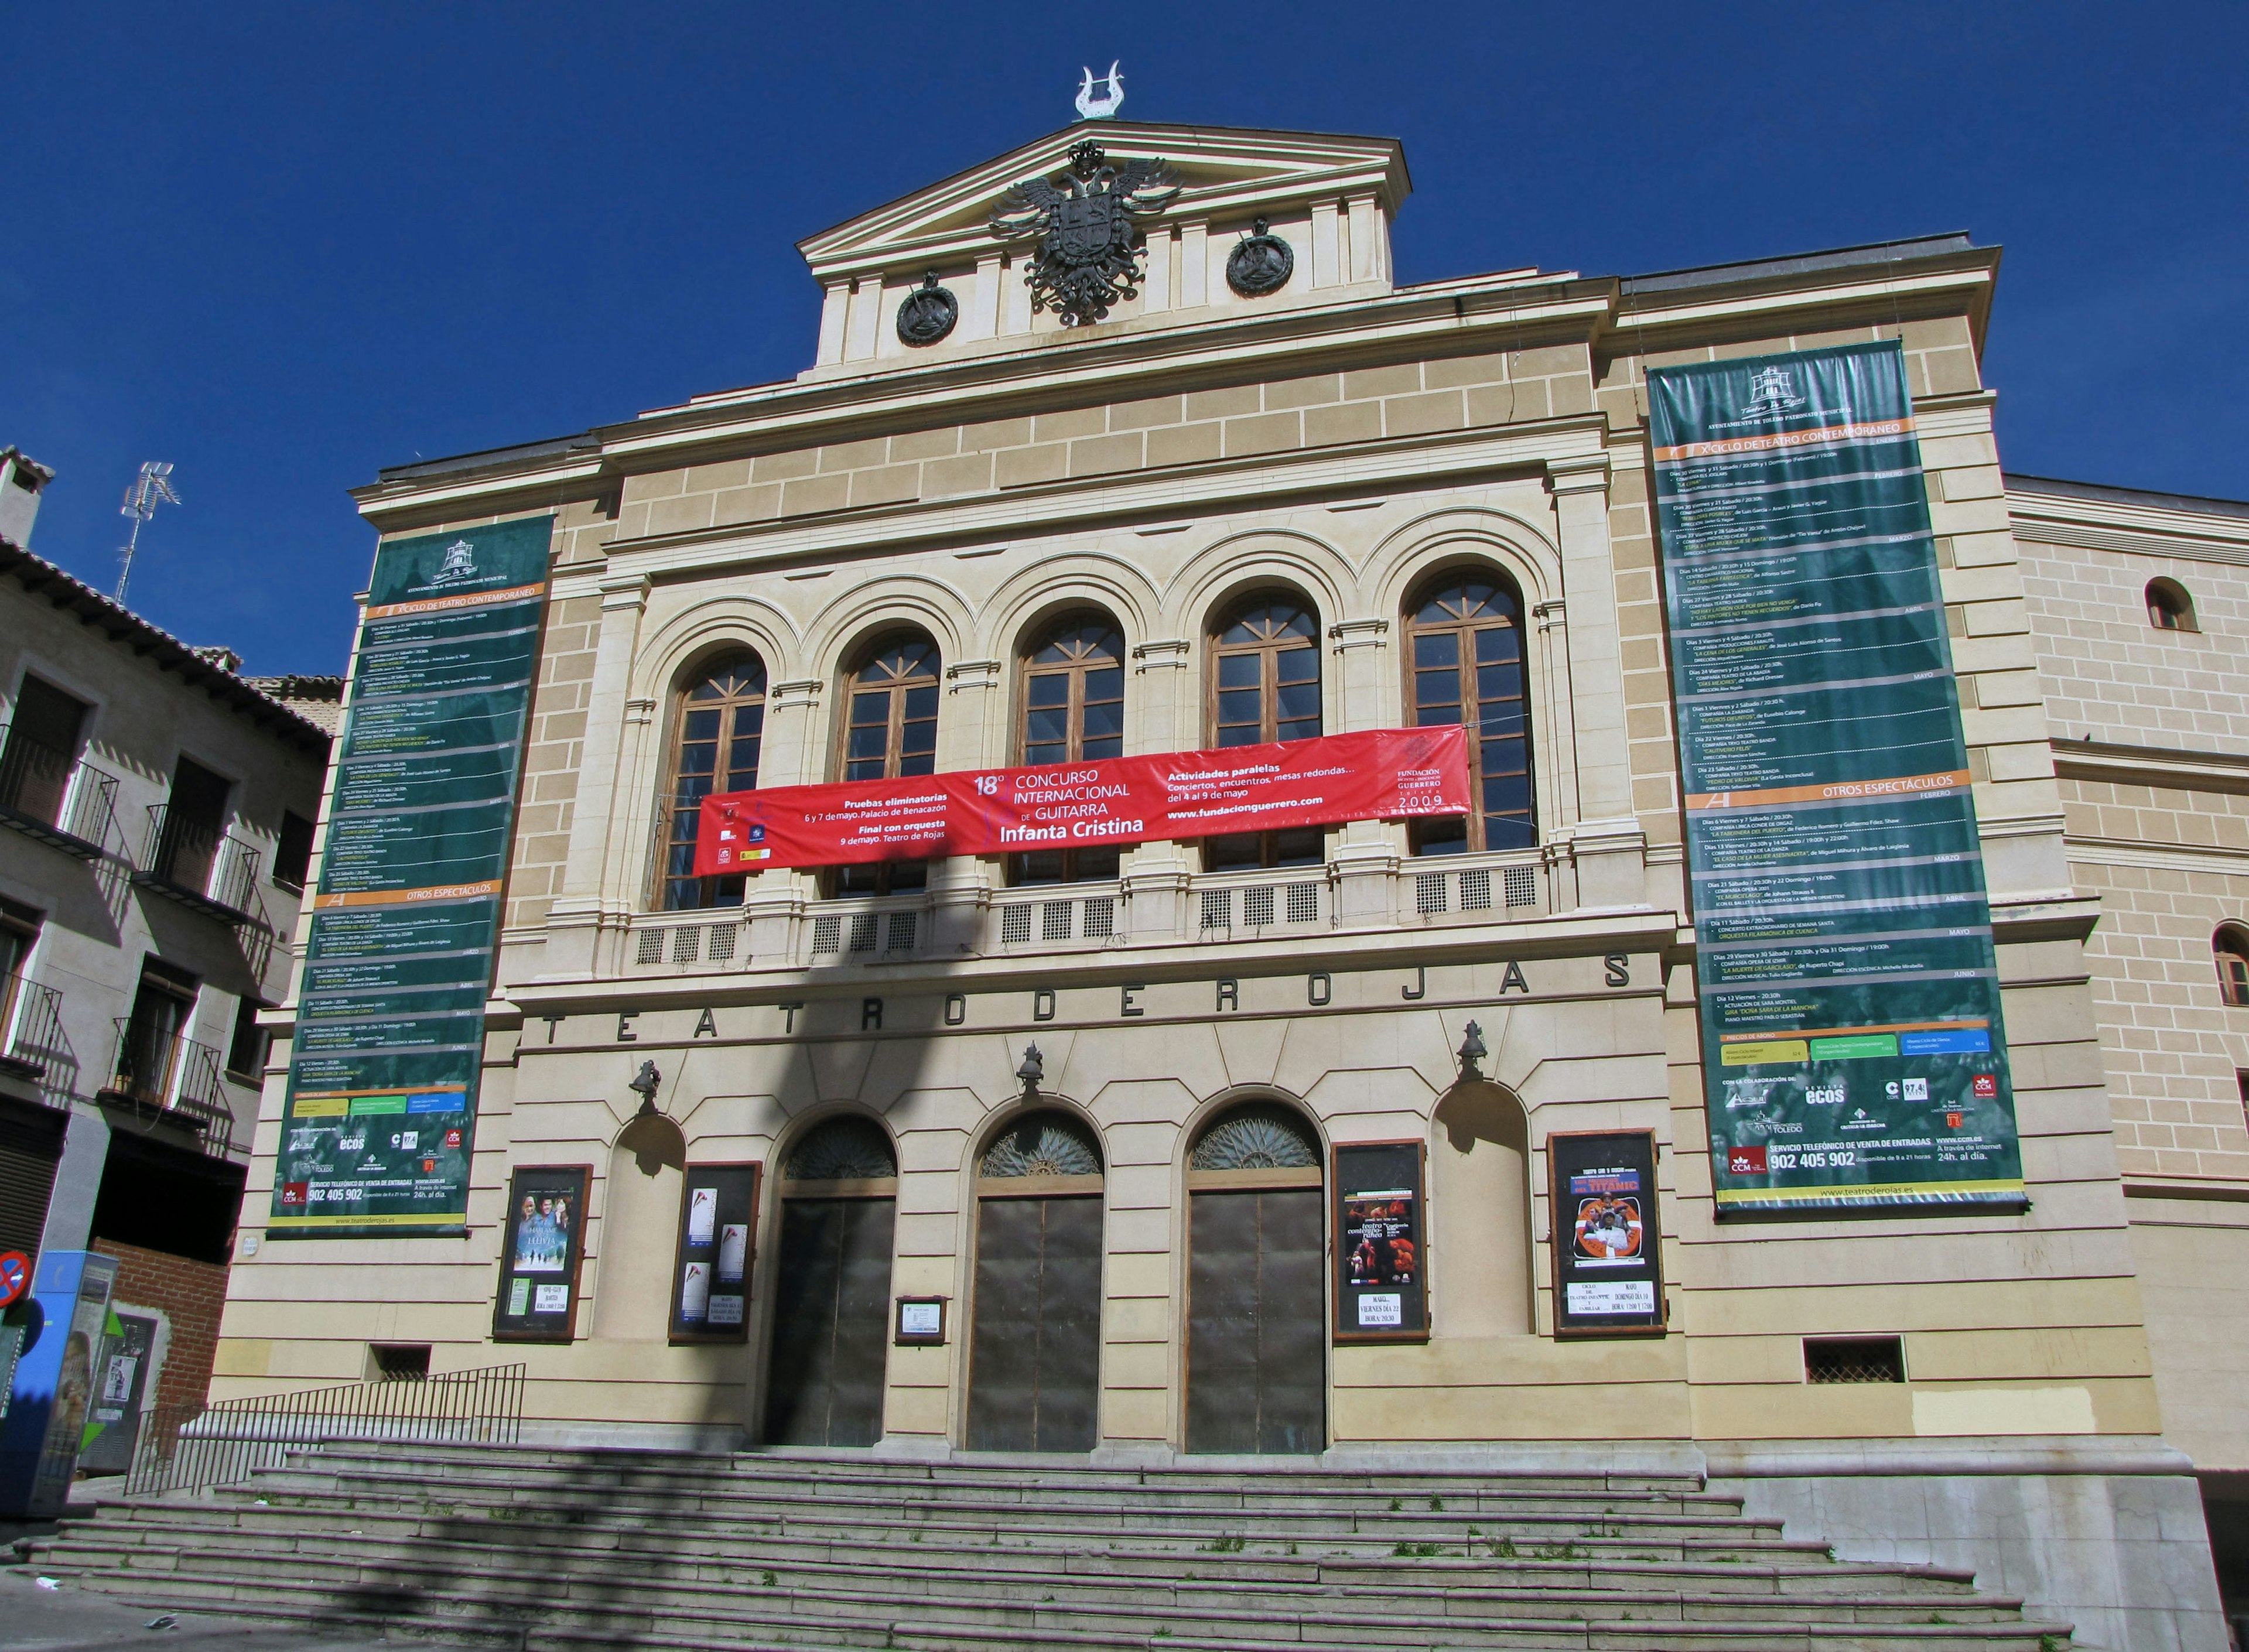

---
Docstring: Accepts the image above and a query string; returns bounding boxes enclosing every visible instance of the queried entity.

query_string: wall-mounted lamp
[1457,1022,1488,1085]
[628,1059,662,1116]
[1017,1044,1044,1100]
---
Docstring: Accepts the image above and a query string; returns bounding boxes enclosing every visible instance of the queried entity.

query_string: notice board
[1547,1130,1665,1337]
[493,1165,589,1341]
[1332,1141,1427,1342]
[669,1163,760,1343]
[268,517,553,1236]
[1648,343,2023,1215]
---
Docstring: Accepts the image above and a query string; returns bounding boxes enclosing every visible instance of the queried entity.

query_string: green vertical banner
[268,517,554,1236]
[1648,343,2023,1213]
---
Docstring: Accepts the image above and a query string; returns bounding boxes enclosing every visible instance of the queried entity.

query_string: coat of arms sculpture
[990,140,1180,327]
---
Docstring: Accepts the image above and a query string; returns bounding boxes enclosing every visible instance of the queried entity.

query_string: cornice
[1609,265,1994,338]
[2009,484,2249,569]
[351,244,2005,528]
[2054,737,2249,798]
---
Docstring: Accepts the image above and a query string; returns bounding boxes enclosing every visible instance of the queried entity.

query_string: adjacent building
[0,502,330,1445]
[211,117,2249,1649]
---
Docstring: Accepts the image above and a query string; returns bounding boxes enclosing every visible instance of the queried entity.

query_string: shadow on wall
[1431,1080,1533,1338]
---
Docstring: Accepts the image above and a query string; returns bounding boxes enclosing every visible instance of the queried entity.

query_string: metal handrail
[104,1018,235,1150]
[0,971,64,1076]
[141,803,261,915]
[0,723,117,849]
[125,1362,527,1497]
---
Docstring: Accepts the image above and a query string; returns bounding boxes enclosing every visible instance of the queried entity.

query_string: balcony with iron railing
[0,724,119,858]
[134,805,262,926]
[0,970,66,1090]
[98,1020,237,1152]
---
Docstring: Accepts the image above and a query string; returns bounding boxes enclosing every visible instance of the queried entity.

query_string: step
[46,1501,1984,1596]
[284,1444,1746,1517]
[231,1468,1789,1546]
[47,1559,2076,1652]
[36,1524,2025,1627]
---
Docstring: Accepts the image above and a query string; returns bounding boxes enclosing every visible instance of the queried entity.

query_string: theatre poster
[1648,343,2024,1214]
[269,517,554,1236]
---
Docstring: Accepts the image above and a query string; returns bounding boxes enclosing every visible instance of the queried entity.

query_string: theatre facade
[219,117,2248,1644]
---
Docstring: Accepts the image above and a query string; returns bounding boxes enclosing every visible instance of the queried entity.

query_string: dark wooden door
[763,1196,895,1446]
[1187,1187,1325,1454]
[158,757,230,891]
[967,1195,1102,1452]
[1,677,86,826]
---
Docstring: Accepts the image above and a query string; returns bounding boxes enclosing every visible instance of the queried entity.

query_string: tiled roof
[0,536,333,755]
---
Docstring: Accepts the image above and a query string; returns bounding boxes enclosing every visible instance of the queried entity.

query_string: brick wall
[92,1236,229,1415]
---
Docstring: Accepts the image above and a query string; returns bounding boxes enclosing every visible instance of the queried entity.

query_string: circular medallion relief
[896,272,959,347]
[1225,220,1295,298]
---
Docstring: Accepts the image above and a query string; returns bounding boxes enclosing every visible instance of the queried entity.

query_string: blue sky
[9,4,2243,675]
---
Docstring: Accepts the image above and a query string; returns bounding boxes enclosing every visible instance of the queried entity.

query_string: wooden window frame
[1202,595,1324,871]
[1010,614,1126,887]
[828,632,941,897]
[1403,569,1536,856]
[658,651,768,912]
[2218,927,2249,1007]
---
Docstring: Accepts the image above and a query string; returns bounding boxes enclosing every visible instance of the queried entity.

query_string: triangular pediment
[797,121,1409,283]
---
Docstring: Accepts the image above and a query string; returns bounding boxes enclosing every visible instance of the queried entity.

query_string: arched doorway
[966,1110,1104,1452]
[763,1116,897,1447]
[1184,1103,1325,1454]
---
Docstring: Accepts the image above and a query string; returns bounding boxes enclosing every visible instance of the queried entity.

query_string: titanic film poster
[1548,1130,1666,1337]
[1332,1141,1428,1342]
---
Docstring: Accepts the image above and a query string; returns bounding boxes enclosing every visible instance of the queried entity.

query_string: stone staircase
[24,1444,2072,1650]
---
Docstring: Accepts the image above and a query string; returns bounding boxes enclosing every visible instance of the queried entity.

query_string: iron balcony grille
[136,803,262,924]
[0,724,117,858]
[125,1361,526,1498]
[0,971,66,1086]
[101,1018,237,1152]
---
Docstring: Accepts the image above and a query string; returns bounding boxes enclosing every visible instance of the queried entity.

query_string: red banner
[694,726,1469,874]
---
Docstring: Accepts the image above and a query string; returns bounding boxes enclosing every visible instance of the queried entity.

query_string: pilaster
[1328,617,1390,733]
[1310,200,1342,289]
[545,574,652,977]
[1544,456,1635,823]
[965,254,1003,342]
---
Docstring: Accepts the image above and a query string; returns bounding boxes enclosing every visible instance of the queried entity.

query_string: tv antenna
[115,460,180,605]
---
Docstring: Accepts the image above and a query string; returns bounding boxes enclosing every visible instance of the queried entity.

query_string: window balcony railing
[135,805,262,925]
[0,971,66,1086]
[0,725,118,858]
[100,1020,235,1152]
[1403,850,1547,924]
[616,842,1553,974]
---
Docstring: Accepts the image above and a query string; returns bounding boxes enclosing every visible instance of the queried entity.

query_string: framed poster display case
[493,1165,590,1342]
[670,1162,760,1343]
[1332,1141,1428,1343]
[1547,1130,1666,1338]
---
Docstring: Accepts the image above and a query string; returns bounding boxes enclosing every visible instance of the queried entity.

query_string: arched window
[2218,926,2249,1007]
[1205,594,1323,871]
[659,651,765,911]
[1014,614,1126,886]
[2148,579,2197,632]
[1404,571,1534,854]
[832,632,941,896]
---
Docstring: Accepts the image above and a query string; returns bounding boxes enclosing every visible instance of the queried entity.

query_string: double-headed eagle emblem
[990,140,1179,327]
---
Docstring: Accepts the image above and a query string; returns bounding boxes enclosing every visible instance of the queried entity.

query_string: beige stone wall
[2129,1195,2249,1469]
[2021,538,2249,745]
[613,346,1596,545]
